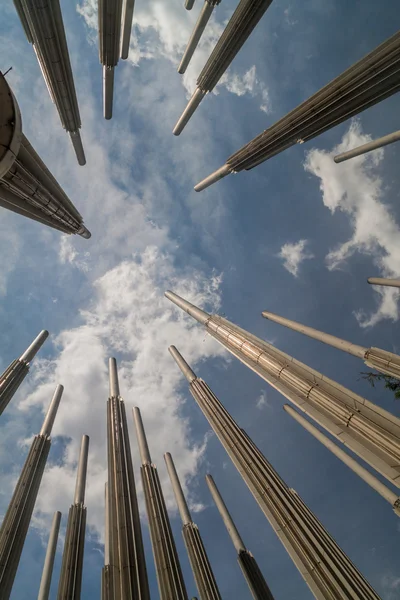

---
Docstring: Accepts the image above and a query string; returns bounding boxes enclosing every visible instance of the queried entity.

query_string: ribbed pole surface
[133,408,188,600]
[0,330,48,416]
[194,31,400,189]
[58,437,89,598]
[165,454,221,600]
[171,349,382,600]
[166,290,400,488]
[173,0,273,132]
[38,511,62,600]
[0,385,63,599]
[12,0,86,164]
[103,360,150,600]
[284,405,400,516]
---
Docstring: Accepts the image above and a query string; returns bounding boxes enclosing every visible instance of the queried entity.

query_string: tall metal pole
[165,290,400,489]
[12,0,86,165]
[368,277,400,289]
[102,358,150,600]
[173,0,274,134]
[261,309,400,379]
[0,73,90,236]
[178,0,221,75]
[283,405,400,516]
[169,347,382,600]
[164,452,221,600]
[133,407,188,600]
[38,511,62,600]
[0,330,49,416]
[334,130,400,163]
[205,474,274,600]
[193,31,400,190]
[0,385,63,599]
[57,435,89,599]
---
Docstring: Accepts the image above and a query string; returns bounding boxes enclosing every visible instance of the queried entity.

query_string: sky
[0,0,399,598]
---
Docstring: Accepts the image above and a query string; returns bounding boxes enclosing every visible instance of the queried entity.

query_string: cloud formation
[278,239,314,277]
[305,121,400,327]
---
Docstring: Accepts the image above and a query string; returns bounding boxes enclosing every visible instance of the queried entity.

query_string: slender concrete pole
[261,311,366,358]
[205,475,245,552]
[19,330,49,363]
[165,290,210,324]
[178,1,216,74]
[169,346,197,383]
[284,405,400,515]
[173,88,206,135]
[164,453,192,525]
[334,130,400,163]
[133,407,152,464]
[40,385,64,436]
[368,277,400,288]
[74,435,90,505]
[37,511,61,600]
[103,67,114,120]
[109,357,120,397]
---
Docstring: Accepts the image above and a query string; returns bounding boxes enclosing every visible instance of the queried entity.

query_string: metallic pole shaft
[134,408,189,600]
[170,348,381,599]
[74,435,90,505]
[40,385,64,436]
[173,88,206,135]
[103,67,114,120]
[334,130,400,163]
[194,165,231,192]
[133,407,152,464]
[205,475,245,552]
[69,132,86,167]
[185,0,195,9]
[284,405,400,516]
[261,310,366,358]
[108,357,120,397]
[120,0,135,59]
[178,1,216,74]
[165,290,210,324]
[368,277,400,288]
[37,511,62,600]
[164,452,192,524]
[169,346,197,383]
[19,330,49,363]
[166,290,400,488]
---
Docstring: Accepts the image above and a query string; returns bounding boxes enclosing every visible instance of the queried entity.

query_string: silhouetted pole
[102,359,150,600]
[0,385,63,599]
[164,452,221,600]
[186,0,195,9]
[13,0,86,164]
[133,407,188,600]
[194,31,400,189]
[174,0,273,134]
[169,346,381,599]
[261,309,400,379]
[368,277,400,289]
[284,405,400,516]
[0,73,90,236]
[205,474,274,600]
[334,130,400,163]
[0,330,48,416]
[178,0,221,75]
[38,511,62,600]
[57,435,89,599]
[165,290,400,489]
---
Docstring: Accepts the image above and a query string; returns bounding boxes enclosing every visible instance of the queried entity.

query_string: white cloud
[305,120,400,328]
[223,65,271,113]
[256,390,269,410]
[17,247,225,538]
[381,573,400,600]
[278,239,314,277]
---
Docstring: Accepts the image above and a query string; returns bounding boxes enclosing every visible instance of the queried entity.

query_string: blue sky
[0,0,400,598]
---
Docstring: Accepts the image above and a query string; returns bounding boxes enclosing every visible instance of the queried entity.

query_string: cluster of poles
[1,270,400,599]
[174,1,400,190]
